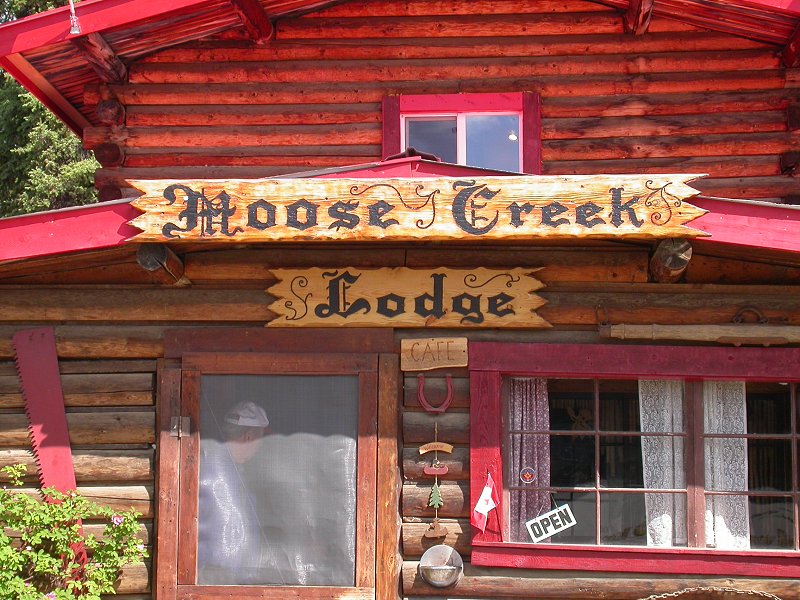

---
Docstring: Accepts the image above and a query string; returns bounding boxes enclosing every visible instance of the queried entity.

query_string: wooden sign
[266,267,548,328]
[401,337,468,371]
[419,442,454,455]
[127,175,707,243]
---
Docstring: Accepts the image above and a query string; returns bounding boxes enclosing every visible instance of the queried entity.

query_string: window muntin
[503,377,798,552]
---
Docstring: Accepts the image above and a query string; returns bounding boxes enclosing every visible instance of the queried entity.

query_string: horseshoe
[417,373,453,414]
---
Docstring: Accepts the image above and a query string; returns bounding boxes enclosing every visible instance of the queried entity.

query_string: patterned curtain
[508,377,550,542]
[638,379,687,547]
[704,380,750,550]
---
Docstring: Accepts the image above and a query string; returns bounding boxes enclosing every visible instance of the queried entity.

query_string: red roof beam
[0,0,217,59]
[229,0,274,43]
[70,33,127,83]
[624,0,655,34]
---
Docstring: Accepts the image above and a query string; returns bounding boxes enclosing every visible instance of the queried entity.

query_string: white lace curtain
[638,379,687,547]
[508,377,550,542]
[703,380,750,550]
[638,379,750,550]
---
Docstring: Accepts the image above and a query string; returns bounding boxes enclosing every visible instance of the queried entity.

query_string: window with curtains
[469,343,800,577]
[381,92,542,174]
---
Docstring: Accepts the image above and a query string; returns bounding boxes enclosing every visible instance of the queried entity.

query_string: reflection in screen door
[197,375,358,586]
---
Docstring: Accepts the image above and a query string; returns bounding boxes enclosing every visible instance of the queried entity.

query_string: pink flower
[45,593,56,599]
[111,514,124,527]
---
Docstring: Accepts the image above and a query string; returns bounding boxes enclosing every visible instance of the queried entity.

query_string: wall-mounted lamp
[68,0,81,35]
[508,131,518,142]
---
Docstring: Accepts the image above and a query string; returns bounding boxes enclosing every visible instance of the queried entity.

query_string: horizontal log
[684,254,800,285]
[0,288,273,323]
[128,51,779,84]
[0,359,155,376]
[312,0,613,17]
[81,521,151,545]
[122,153,369,168]
[404,375,470,409]
[403,412,469,445]
[276,14,695,40]
[0,326,166,359]
[543,155,780,178]
[403,446,468,481]
[401,562,800,598]
[0,411,155,446]
[402,519,471,558]
[543,132,796,161]
[185,248,406,281]
[542,111,784,140]
[405,247,649,283]
[115,561,150,594]
[0,372,153,394]
[0,448,154,482]
[84,71,785,106]
[543,91,792,118]
[693,175,800,199]
[84,123,381,149]
[141,31,764,64]
[13,486,152,517]
[125,103,380,127]
[402,481,468,518]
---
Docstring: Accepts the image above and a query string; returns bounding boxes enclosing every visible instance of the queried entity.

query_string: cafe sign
[127,175,706,243]
[266,267,548,328]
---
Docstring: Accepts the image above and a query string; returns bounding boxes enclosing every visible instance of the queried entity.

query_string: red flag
[471,471,499,533]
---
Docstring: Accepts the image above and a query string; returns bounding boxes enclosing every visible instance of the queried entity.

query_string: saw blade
[13,327,77,493]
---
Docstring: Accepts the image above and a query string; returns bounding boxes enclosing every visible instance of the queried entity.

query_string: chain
[639,586,783,600]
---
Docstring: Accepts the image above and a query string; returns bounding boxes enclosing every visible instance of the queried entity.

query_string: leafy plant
[0,464,147,600]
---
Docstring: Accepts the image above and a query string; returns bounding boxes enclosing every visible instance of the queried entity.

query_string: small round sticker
[519,467,536,484]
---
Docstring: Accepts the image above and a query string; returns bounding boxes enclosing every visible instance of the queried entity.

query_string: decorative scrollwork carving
[283,276,310,320]
[463,272,521,289]
[349,182,440,229]
[643,180,683,226]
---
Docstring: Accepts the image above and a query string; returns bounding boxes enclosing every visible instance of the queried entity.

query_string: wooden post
[70,33,127,83]
[649,238,692,283]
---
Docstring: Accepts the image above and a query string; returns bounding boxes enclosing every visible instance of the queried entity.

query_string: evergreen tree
[0,0,98,217]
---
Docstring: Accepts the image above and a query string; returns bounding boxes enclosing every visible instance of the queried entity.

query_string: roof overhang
[1,159,799,264]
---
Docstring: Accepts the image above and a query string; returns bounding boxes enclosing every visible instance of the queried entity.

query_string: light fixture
[68,0,81,35]
[508,130,518,142]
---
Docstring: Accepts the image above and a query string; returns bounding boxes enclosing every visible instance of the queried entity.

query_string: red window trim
[469,342,800,577]
[381,91,542,174]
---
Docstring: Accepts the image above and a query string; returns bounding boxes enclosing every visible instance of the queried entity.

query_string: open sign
[525,504,577,543]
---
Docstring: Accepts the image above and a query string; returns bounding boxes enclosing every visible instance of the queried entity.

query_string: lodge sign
[266,268,548,328]
[127,175,707,243]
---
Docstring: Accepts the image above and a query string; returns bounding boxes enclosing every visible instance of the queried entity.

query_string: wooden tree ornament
[421,422,452,538]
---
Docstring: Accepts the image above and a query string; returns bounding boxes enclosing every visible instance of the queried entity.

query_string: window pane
[748,439,792,491]
[405,118,457,163]
[600,492,647,545]
[599,380,639,432]
[548,492,596,544]
[747,381,791,434]
[640,492,688,547]
[750,496,795,549]
[550,434,594,487]
[198,375,358,586]
[600,435,643,488]
[548,379,593,431]
[465,114,520,171]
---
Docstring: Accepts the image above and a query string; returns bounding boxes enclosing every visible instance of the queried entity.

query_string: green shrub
[0,464,147,599]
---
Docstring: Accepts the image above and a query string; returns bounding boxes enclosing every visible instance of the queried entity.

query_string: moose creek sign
[127,175,706,243]
[266,268,548,328]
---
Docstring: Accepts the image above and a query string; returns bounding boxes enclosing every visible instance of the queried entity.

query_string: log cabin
[2,1,800,599]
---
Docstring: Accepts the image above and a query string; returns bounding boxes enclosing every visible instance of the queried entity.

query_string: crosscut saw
[13,327,86,567]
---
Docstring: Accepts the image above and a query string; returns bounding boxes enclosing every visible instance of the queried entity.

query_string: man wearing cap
[197,400,271,584]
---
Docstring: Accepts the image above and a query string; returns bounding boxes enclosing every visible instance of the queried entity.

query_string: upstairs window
[469,343,800,577]
[382,92,541,174]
